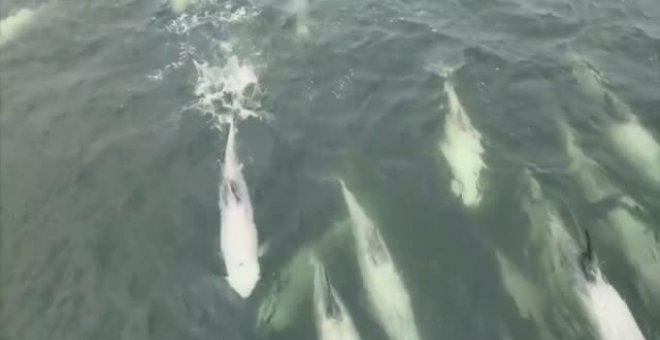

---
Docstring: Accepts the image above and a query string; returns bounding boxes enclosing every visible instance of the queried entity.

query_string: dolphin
[220,120,260,298]
[339,180,421,340]
[0,7,37,47]
[576,230,647,340]
[569,55,660,187]
[312,255,362,340]
[439,79,486,207]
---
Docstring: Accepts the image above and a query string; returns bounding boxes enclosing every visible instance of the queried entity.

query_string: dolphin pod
[216,56,657,339]
[220,120,260,298]
[340,180,422,340]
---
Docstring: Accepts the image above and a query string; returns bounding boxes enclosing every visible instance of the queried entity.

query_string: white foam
[439,81,486,207]
[0,8,36,47]
[579,272,646,340]
[610,119,660,186]
[193,56,261,126]
[220,121,260,298]
[166,6,252,35]
[312,256,362,340]
[149,3,256,81]
[340,181,421,340]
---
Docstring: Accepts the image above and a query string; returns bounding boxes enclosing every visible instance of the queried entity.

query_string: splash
[340,180,421,340]
[0,8,36,47]
[149,2,258,89]
[193,56,262,127]
[165,5,253,35]
[439,80,486,207]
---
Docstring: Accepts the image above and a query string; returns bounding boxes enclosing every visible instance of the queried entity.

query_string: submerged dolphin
[312,255,362,340]
[439,80,486,207]
[577,230,646,340]
[570,56,660,187]
[220,120,260,298]
[339,180,421,340]
[257,220,354,333]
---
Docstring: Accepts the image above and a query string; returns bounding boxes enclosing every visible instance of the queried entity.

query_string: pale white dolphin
[339,180,421,340]
[577,232,646,340]
[439,80,486,207]
[570,56,660,187]
[312,255,362,340]
[579,275,647,340]
[220,120,260,298]
[0,7,37,47]
[609,118,660,186]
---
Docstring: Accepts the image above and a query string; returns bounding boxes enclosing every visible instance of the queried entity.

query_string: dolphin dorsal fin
[579,229,597,282]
